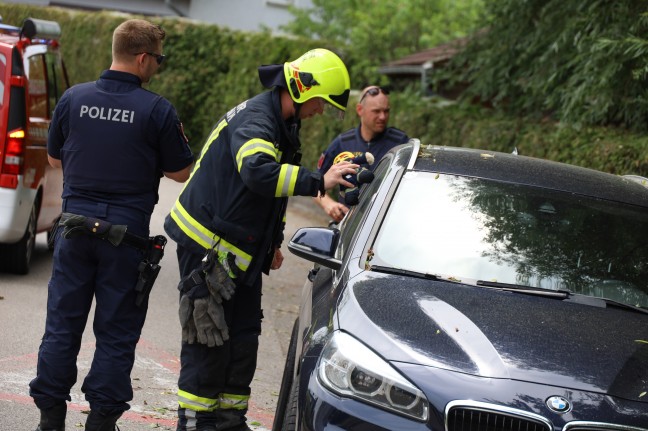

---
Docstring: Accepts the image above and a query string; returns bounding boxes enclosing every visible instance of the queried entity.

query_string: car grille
[446,401,552,431]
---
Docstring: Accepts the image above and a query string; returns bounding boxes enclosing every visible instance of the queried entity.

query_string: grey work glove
[179,293,198,344]
[193,294,229,347]
[204,258,236,301]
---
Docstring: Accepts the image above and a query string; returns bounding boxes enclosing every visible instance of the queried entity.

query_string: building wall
[188,0,312,33]
[0,0,313,33]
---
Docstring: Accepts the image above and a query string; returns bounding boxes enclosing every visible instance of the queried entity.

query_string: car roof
[406,143,648,208]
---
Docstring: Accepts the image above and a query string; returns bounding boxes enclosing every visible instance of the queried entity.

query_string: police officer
[164,48,357,431]
[29,19,194,431]
[314,85,409,221]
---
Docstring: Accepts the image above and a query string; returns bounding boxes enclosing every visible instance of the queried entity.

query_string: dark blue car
[272,139,648,431]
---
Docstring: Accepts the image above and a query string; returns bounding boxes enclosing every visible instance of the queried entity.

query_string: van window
[0,53,6,107]
[27,54,47,118]
[46,52,67,116]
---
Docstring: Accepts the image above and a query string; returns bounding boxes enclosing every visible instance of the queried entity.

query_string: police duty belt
[59,212,150,251]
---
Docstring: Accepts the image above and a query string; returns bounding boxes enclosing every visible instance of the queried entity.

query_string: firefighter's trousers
[175,244,263,431]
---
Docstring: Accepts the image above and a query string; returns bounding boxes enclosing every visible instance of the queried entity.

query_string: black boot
[84,410,122,431]
[35,404,67,431]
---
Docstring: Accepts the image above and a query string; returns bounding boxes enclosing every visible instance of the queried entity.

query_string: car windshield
[371,171,648,308]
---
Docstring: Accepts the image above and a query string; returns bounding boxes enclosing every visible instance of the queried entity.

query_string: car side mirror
[288,227,342,270]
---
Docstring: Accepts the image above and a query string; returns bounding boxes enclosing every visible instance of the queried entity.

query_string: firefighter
[164,48,357,430]
[29,19,194,431]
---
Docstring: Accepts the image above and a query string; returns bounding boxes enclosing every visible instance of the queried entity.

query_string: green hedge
[1,3,646,177]
[387,88,648,176]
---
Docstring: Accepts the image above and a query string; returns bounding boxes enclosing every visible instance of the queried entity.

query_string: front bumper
[298,357,648,431]
[0,179,34,243]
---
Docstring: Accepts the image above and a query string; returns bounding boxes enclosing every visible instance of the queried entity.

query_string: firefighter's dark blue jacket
[164,88,323,284]
[317,125,409,175]
[48,70,193,217]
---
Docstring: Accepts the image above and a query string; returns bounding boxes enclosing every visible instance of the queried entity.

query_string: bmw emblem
[546,396,571,413]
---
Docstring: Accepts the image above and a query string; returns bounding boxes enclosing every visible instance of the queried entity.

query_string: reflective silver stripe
[219,393,249,411]
[182,408,198,430]
[178,390,218,412]
[170,204,214,249]
[275,164,299,197]
[236,139,278,172]
[169,202,252,271]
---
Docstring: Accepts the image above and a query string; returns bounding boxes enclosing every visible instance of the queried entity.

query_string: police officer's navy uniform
[317,125,409,176]
[164,87,324,430]
[29,70,194,417]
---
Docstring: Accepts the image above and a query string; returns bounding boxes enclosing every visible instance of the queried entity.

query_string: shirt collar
[356,124,385,143]
[99,69,142,87]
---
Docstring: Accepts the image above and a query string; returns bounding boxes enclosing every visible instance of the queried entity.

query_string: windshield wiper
[476,280,571,299]
[369,265,441,281]
[594,296,648,315]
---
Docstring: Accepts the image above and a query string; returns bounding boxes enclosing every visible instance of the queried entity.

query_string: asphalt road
[0,177,329,430]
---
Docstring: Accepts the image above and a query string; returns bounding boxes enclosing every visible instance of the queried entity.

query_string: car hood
[337,272,648,402]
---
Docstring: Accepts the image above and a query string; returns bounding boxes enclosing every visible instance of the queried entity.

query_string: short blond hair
[112,19,165,62]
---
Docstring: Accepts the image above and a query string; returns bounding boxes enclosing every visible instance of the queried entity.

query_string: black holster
[58,212,167,308]
[135,235,167,308]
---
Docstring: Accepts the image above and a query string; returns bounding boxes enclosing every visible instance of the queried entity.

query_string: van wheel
[1,203,36,274]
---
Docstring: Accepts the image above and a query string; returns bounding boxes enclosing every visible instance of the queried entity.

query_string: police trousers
[175,244,263,431]
[29,200,149,415]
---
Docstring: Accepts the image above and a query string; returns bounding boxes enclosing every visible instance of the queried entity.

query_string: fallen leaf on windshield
[636,340,648,344]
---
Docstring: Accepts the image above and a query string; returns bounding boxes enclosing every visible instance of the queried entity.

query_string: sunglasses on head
[359,86,389,103]
[135,52,166,65]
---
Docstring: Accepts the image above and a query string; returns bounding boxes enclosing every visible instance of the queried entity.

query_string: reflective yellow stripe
[178,389,219,412]
[219,393,249,411]
[205,120,227,152]
[179,119,228,196]
[236,139,278,172]
[169,201,252,272]
[275,164,299,197]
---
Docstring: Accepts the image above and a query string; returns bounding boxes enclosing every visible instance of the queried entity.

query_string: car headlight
[317,331,429,421]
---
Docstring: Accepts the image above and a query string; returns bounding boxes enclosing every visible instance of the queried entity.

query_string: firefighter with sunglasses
[163,48,358,431]
[314,85,409,222]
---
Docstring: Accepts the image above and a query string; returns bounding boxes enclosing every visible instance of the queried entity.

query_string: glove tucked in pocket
[193,295,229,347]
[178,267,229,347]
[178,293,198,344]
[202,248,237,300]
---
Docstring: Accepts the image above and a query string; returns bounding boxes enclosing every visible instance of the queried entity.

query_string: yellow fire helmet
[333,151,356,165]
[283,48,350,112]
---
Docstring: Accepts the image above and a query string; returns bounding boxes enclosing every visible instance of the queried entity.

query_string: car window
[337,157,392,258]
[27,53,48,118]
[372,172,648,308]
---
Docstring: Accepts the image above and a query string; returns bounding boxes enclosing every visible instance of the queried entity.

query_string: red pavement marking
[0,392,176,426]
[0,339,274,428]
[135,338,275,428]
